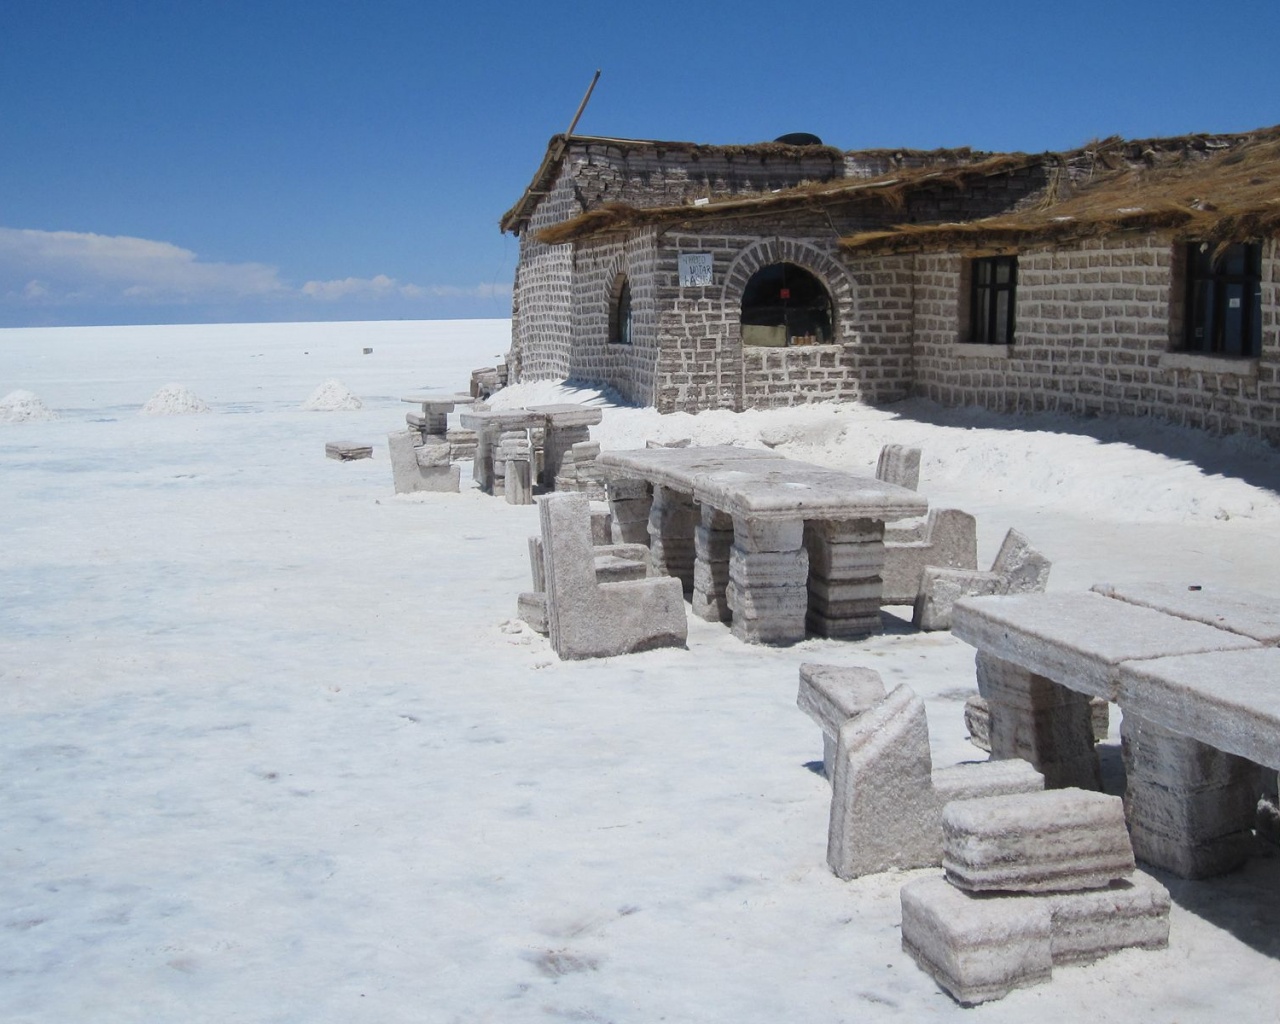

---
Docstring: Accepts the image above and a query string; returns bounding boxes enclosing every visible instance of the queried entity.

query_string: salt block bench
[950,588,1273,877]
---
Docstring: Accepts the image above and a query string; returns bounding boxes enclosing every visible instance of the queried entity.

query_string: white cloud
[0,227,287,305]
[0,226,511,315]
[300,275,511,303]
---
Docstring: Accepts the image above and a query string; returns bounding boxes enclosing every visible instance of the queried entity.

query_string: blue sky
[2,0,1278,328]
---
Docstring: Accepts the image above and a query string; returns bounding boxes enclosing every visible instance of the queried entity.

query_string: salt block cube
[900,876,1053,1006]
[943,788,1134,893]
[1045,874,1170,965]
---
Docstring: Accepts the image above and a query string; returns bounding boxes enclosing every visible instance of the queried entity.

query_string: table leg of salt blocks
[543,423,591,488]
[1121,713,1262,878]
[472,424,495,493]
[692,505,734,623]
[804,518,886,638]
[607,479,653,545]
[728,516,809,645]
[976,652,1103,791]
[504,456,533,505]
[648,485,699,594]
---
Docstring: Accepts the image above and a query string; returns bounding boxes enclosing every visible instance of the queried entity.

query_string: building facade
[501,128,1280,442]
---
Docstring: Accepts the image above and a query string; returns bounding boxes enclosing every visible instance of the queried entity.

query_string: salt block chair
[801,669,1043,880]
[537,492,687,659]
[880,508,979,605]
[912,528,1051,631]
[876,444,922,491]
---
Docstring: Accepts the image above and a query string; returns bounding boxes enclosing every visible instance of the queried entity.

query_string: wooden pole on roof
[564,69,601,140]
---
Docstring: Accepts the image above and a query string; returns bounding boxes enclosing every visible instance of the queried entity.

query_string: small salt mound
[139,384,211,416]
[0,389,58,423]
[302,379,362,411]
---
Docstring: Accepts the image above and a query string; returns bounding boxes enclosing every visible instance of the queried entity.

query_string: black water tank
[774,132,824,146]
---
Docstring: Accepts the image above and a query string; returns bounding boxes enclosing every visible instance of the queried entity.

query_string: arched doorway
[740,262,833,347]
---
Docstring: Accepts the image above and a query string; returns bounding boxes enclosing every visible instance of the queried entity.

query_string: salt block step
[901,875,1053,1006]
[943,788,1134,893]
[325,440,373,461]
[901,872,1169,1005]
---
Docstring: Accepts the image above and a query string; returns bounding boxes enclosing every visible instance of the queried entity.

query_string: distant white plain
[1,319,1278,1022]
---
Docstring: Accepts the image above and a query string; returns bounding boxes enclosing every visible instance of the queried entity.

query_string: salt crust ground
[1,319,1278,1022]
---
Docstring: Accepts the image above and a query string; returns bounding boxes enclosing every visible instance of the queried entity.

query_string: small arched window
[609,275,633,345]
[740,262,832,346]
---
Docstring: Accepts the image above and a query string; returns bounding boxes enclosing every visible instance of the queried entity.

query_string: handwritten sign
[678,252,714,288]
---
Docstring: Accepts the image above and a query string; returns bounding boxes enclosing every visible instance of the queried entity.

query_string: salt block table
[457,408,545,494]
[400,393,473,443]
[950,587,1278,877]
[459,405,604,495]
[525,404,604,488]
[596,445,928,643]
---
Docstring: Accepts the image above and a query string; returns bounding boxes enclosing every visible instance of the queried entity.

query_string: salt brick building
[500,126,1280,442]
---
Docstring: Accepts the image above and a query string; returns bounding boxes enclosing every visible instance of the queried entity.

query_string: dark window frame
[609,275,633,346]
[1183,241,1262,358]
[968,255,1017,345]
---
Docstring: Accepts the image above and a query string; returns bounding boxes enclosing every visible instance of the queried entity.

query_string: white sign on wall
[678,252,714,288]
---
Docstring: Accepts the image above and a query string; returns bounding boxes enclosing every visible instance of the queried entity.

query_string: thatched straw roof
[531,151,1041,245]
[839,126,1280,255]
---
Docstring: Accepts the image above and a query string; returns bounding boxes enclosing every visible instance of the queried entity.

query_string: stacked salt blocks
[648,486,700,596]
[607,479,653,545]
[901,789,1170,1005]
[388,430,458,493]
[495,431,534,505]
[692,505,734,623]
[447,427,478,463]
[803,519,884,638]
[1121,714,1262,878]
[728,518,809,644]
[555,441,607,500]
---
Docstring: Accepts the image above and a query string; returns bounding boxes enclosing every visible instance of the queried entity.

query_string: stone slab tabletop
[458,408,545,431]
[524,403,604,427]
[951,591,1260,700]
[1114,647,1280,769]
[597,445,928,524]
[400,393,474,409]
[1091,581,1280,645]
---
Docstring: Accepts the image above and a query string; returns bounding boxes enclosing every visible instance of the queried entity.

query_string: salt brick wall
[568,143,844,209]
[564,231,662,406]
[509,168,581,381]
[912,236,1280,443]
